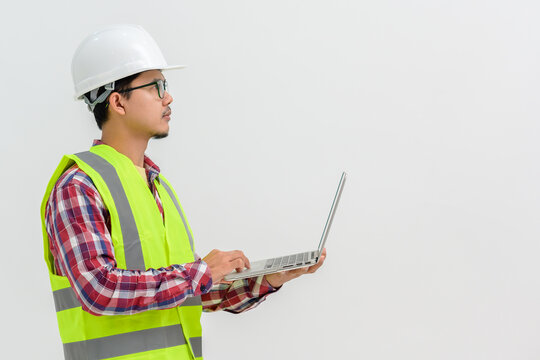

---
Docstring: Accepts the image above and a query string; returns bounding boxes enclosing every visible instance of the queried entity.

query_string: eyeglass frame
[117,79,168,99]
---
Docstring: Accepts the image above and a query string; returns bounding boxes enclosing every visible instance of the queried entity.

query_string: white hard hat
[71,24,185,103]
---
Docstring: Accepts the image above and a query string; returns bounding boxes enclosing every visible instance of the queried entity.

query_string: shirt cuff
[253,275,281,296]
[182,259,213,295]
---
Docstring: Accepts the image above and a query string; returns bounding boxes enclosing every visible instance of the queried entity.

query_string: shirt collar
[91,139,161,181]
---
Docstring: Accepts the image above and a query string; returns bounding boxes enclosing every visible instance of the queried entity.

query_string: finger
[305,250,326,272]
[231,258,247,271]
[241,254,251,269]
[306,256,326,272]
[234,262,247,273]
[228,250,250,269]
[307,260,324,273]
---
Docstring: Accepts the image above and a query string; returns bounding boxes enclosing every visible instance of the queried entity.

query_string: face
[121,70,173,140]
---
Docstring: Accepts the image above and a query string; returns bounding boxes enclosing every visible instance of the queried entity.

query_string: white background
[2,0,540,359]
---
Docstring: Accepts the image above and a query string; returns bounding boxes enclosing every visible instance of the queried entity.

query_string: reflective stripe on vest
[160,179,195,253]
[75,151,146,270]
[63,325,203,360]
[53,286,202,312]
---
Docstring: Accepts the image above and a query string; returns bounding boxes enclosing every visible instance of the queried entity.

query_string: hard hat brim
[162,64,187,71]
[74,64,187,100]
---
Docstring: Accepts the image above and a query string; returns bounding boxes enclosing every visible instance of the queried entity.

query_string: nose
[163,90,173,105]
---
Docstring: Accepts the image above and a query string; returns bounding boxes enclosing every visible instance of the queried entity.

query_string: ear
[108,92,127,116]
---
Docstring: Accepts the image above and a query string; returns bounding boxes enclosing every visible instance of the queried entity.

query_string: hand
[203,249,250,284]
[265,248,327,288]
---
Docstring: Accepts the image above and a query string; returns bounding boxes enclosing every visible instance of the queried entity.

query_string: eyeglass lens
[157,80,167,98]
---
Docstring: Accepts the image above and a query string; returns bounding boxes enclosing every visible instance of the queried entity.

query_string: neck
[101,131,148,168]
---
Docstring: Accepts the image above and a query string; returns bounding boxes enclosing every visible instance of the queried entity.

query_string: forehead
[134,69,164,83]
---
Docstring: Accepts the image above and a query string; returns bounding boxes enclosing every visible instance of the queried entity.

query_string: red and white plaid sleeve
[201,275,279,313]
[45,160,278,316]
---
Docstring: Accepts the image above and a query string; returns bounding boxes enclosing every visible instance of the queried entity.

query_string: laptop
[224,171,347,281]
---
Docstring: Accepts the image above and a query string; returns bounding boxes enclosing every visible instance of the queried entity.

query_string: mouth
[162,108,172,120]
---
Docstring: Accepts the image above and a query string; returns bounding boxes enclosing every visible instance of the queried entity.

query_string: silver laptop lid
[317,171,347,257]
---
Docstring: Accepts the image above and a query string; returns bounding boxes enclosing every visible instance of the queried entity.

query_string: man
[40,24,326,360]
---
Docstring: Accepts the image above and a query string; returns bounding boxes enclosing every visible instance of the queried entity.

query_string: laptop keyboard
[264,251,316,269]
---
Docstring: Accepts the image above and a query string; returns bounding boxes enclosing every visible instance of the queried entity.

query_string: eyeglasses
[117,79,168,99]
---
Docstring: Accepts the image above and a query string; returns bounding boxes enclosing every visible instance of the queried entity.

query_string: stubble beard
[152,132,169,140]
[153,107,171,139]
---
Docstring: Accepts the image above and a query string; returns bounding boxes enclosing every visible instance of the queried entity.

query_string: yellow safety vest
[40,144,204,360]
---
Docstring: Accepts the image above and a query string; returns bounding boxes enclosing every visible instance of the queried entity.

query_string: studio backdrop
[1,1,539,359]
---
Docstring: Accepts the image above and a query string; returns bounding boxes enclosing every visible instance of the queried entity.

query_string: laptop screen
[317,172,347,256]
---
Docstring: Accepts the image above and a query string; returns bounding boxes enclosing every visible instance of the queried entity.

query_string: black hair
[84,73,141,130]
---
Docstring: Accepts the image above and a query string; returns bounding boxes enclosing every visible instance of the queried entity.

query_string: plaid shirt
[44,141,278,316]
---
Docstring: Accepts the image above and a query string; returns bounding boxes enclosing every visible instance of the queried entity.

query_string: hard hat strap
[84,82,115,112]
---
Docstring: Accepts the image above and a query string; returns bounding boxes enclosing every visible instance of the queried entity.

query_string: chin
[152,132,169,140]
